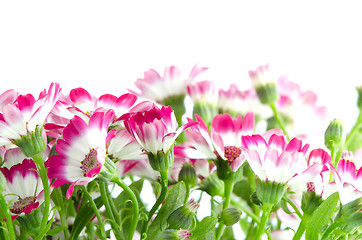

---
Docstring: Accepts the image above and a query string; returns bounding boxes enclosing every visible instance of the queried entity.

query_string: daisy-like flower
[0,159,44,219]
[218,84,271,119]
[248,64,278,105]
[323,159,362,205]
[186,112,254,173]
[122,105,196,171]
[275,76,328,147]
[133,65,208,103]
[0,83,61,150]
[241,131,324,203]
[47,110,114,199]
[187,80,217,105]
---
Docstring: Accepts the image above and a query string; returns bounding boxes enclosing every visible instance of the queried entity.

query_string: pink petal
[241,112,255,135]
[69,88,92,104]
[285,138,302,152]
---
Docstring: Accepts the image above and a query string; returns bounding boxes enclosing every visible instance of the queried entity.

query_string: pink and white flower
[186,112,254,171]
[123,105,196,155]
[133,65,208,103]
[218,84,271,119]
[0,159,44,219]
[0,83,61,147]
[47,110,114,199]
[248,64,275,88]
[324,159,362,205]
[187,80,217,105]
[242,131,323,190]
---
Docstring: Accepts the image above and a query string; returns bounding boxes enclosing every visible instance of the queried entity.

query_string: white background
[0,1,361,131]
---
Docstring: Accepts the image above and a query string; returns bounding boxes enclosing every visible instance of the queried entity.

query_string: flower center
[80,148,99,177]
[307,182,315,192]
[10,196,37,214]
[224,146,242,164]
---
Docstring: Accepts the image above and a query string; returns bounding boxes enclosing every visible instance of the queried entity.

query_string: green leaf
[147,181,186,239]
[69,196,103,240]
[190,216,217,239]
[47,225,68,236]
[305,192,339,240]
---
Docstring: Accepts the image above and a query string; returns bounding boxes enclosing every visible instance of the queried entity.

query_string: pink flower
[218,84,271,118]
[242,131,323,189]
[123,105,196,155]
[0,83,61,147]
[248,64,275,87]
[186,112,254,171]
[187,80,217,104]
[47,110,114,199]
[324,159,362,205]
[133,65,208,102]
[0,159,44,219]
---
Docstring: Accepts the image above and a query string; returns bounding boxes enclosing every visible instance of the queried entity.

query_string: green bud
[255,82,278,105]
[0,171,6,192]
[324,119,344,150]
[256,180,286,204]
[199,173,224,197]
[147,148,174,172]
[158,229,192,240]
[13,125,46,158]
[220,208,242,226]
[178,164,198,188]
[167,198,199,230]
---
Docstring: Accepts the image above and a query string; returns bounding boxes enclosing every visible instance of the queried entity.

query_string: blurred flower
[133,65,208,103]
[47,110,114,199]
[249,64,278,105]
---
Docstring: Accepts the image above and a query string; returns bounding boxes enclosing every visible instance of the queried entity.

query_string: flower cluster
[0,64,361,240]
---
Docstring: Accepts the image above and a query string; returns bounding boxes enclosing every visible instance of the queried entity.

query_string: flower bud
[159,229,192,240]
[220,208,242,226]
[324,119,344,150]
[256,180,286,204]
[178,164,198,188]
[198,173,224,197]
[13,125,46,158]
[167,198,199,230]
[0,171,6,192]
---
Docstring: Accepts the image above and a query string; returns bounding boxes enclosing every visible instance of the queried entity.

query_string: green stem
[79,185,107,240]
[293,214,310,240]
[345,111,362,150]
[33,153,51,239]
[112,176,140,240]
[51,187,69,239]
[215,179,235,240]
[99,182,123,240]
[285,198,303,219]
[230,199,260,224]
[141,170,168,238]
[270,103,290,141]
[255,203,273,240]
[0,194,16,240]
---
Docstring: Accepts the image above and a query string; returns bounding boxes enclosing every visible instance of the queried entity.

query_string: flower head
[47,110,114,199]
[0,159,44,219]
[133,65,208,103]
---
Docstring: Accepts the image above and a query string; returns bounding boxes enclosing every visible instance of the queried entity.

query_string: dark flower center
[10,196,37,214]
[224,146,242,164]
[80,148,99,177]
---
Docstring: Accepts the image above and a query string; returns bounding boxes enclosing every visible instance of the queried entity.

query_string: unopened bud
[178,164,198,188]
[199,173,224,197]
[159,229,192,240]
[167,198,199,230]
[301,190,323,216]
[324,119,344,150]
[220,208,242,226]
